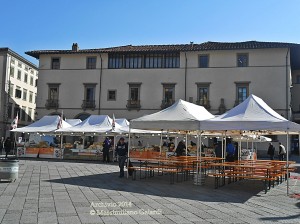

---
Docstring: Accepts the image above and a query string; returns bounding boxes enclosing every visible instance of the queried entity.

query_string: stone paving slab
[0,159,299,224]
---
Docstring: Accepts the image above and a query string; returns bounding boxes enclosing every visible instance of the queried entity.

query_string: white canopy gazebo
[200,94,300,195]
[11,115,72,133]
[131,99,215,153]
[65,119,82,126]
[200,94,300,132]
[131,99,215,131]
[115,118,130,128]
[56,115,121,134]
[130,99,215,182]
[56,115,159,135]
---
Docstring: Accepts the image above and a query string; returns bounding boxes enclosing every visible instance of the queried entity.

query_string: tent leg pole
[298,133,300,157]
[185,132,188,155]
[199,133,202,186]
[127,126,131,179]
[14,132,16,156]
[160,130,163,155]
[287,131,289,196]
[60,134,63,159]
[196,132,200,185]
[82,136,85,150]
[113,135,116,162]
[239,134,242,161]
[221,132,224,159]
[224,131,227,161]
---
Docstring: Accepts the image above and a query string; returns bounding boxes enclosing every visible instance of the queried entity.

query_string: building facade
[0,48,38,137]
[26,41,300,124]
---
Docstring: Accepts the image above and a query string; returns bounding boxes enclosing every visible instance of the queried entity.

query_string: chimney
[72,43,79,51]
[190,41,194,48]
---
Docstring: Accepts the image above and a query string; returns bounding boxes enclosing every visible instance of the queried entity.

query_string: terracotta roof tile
[26,41,300,59]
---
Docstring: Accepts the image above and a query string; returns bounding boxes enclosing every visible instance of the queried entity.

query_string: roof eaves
[26,41,300,59]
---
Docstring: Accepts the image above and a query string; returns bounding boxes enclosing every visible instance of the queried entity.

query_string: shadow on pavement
[260,214,300,222]
[46,170,266,203]
[19,157,118,165]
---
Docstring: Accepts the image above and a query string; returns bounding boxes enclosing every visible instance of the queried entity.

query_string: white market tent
[200,94,300,133]
[200,94,300,195]
[131,99,215,131]
[11,115,72,133]
[56,115,158,135]
[114,119,160,134]
[129,99,215,182]
[65,119,82,126]
[56,115,121,134]
[115,118,130,128]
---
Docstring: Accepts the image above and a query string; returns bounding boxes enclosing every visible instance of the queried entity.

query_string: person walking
[267,143,275,160]
[1,137,4,155]
[278,142,286,161]
[4,137,12,158]
[102,137,111,163]
[115,137,128,178]
[214,142,222,158]
[226,139,235,162]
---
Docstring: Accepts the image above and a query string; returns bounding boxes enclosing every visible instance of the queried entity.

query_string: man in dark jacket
[1,137,5,155]
[4,137,12,158]
[214,142,222,158]
[226,140,235,162]
[102,137,111,163]
[267,143,275,160]
[115,137,128,178]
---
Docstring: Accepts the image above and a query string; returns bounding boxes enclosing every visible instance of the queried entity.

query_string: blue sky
[1,0,299,64]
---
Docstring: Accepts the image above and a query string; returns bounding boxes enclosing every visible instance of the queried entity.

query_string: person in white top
[278,142,286,161]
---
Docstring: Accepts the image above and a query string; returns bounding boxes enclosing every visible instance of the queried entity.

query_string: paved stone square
[0,158,300,224]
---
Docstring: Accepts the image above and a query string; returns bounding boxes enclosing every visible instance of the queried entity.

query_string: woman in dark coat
[176,141,186,156]
[4,137,12,158]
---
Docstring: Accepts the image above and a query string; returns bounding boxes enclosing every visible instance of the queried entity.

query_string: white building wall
[0,55,6,129]
[187,48,288,114]
[36,47,292,122]
[7,55,38,125]
[0,49,38,137]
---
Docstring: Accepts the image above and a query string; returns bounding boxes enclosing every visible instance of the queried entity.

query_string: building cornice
[0,47,38,69]
[25,41,300,60]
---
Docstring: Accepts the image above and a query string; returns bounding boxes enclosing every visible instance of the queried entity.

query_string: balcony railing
[45,99,59,110]
[196,99,211,110]
[81,100,96,110]
[161,99,175,109]
[126,100,141,110]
